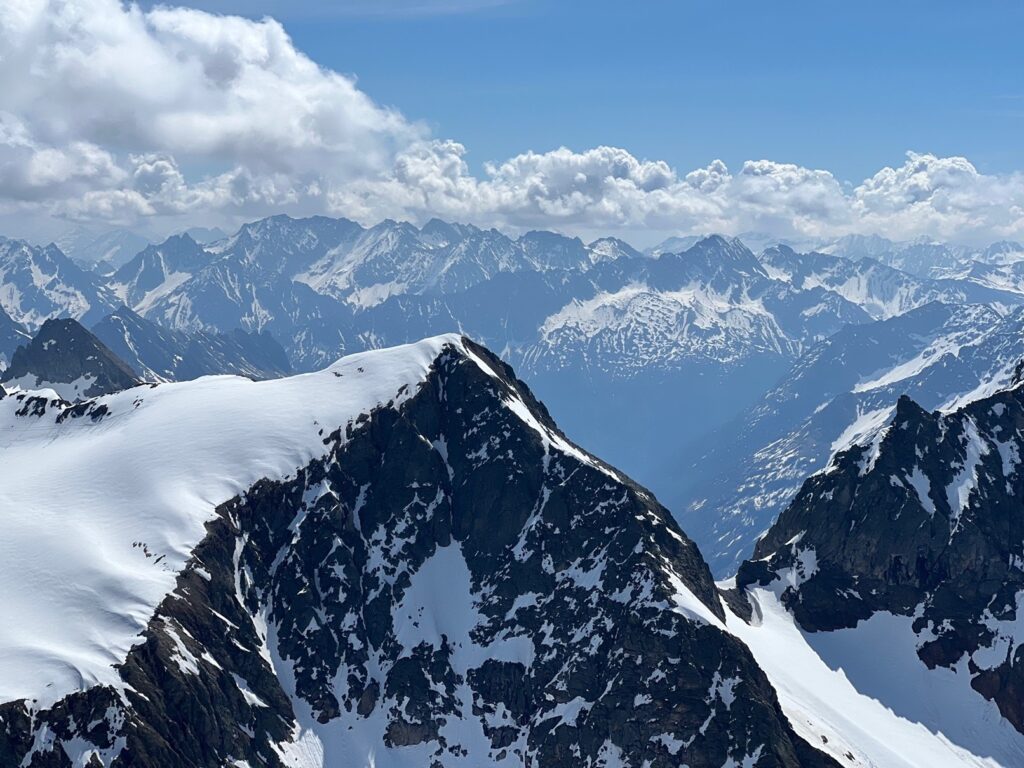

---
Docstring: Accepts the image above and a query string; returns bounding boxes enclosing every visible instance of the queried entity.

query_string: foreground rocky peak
[0,317,140,399]
[737,374,1024,739]
[0,335,833,767]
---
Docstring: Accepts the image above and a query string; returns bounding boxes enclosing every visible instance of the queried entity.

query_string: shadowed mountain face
[0,305,30,371]
[737,374,1024,742]
[682,302,1024,576]
[0,317,139,399]
[0,335,835,768]
[92,306,291,382]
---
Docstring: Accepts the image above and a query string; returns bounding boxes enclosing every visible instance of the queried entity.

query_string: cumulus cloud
[0,0,417,225]
[852,152,1024,242]
[2,0,1024,246]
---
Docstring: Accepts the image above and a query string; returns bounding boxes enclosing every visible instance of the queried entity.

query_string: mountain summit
[730,375,1024,765]
[0,334,834,768]
[0,317,140,399]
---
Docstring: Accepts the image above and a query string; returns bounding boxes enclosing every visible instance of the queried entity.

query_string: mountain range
[682,301,1024,574]
[5,215,1024,580]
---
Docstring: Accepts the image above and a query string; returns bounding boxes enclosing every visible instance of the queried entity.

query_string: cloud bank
[3,0,1024,245]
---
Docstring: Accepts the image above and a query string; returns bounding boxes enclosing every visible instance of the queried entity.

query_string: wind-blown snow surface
[0,335,460,707]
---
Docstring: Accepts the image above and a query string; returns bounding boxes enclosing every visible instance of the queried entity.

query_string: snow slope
[726,589,1024,768]
[0,335,462,708]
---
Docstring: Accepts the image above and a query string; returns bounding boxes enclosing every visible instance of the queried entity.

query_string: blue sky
[198,0,1024,181]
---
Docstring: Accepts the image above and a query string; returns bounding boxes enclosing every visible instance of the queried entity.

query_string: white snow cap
[0,334,472,708]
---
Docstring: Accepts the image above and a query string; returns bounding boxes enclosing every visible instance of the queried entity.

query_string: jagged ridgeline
[0,336,835,768]
[734,369,1024,764]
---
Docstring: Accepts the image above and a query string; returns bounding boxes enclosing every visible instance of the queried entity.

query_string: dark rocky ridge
[0,317,140,399]
[0,304,30,368]
[737,376,1024,734]
[0,338,835,767]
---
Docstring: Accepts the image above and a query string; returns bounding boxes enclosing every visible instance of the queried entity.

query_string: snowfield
[724,589,1024,768]
[0,335,463,708]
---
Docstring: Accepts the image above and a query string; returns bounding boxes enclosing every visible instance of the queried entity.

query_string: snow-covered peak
[584,236,643,263]
[760,244,1022,320]
[0,334,462,707]
[418,217,481,247]
[657,234,768,285]
[0,238,117,331]
[517,229,589,270]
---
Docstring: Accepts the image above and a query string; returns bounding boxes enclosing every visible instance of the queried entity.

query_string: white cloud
[0,0,418,226]
[2,0,1024,247]
[852,152,1024,242]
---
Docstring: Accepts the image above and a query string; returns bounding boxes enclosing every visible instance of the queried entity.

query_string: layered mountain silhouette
[92,306,291,382]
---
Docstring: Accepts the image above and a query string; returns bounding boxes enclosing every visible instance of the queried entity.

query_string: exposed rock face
[0,317,140,399]
[0,304,30,370]
[0,338,834,767]
[738,378,1024,734]
[110,233,212,308]
[685,301,1024,576]
[92,306,291,382]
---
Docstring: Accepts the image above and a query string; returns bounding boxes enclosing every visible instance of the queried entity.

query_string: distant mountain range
[92,306,291,383]
[683,301,1024,574]
[5,215,1024,560]
[0,311,290,402]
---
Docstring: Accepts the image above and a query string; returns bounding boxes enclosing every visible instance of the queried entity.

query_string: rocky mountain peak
[0,334,836,767]
[0,317,140,399]
[736,374,1024,736]
[518,229,589,270]
[646,234,768,293]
